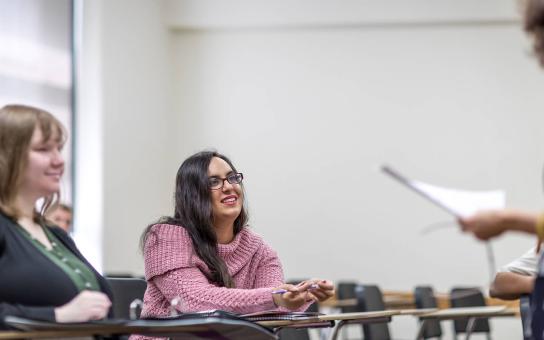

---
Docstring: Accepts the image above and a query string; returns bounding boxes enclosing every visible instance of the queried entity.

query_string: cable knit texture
[130,224,314,339]
[145,223,315,312]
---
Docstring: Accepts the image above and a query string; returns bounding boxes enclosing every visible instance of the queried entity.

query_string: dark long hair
[141,150,248,288]
[525,0,544,66]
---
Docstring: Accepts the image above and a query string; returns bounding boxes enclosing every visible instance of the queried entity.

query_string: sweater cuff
[263,288,279,310]
[10,306,55,322]
[1,306,55,330]
[23,306,56,322]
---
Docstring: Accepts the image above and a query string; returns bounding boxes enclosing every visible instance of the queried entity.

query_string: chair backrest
[278,327,312,340]
[336,281,359,313]
[355,284,391,340]
[520,294,533,340]
[449,287,490,335]
[414,285,442,339]
[106,277,147,319]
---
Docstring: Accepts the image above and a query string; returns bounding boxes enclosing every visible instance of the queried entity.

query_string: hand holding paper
[381,165,506,219]
[381,165,540,242]
[459,210,540,242]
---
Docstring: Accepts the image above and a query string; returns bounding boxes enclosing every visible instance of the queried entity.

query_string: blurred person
[490,246,539,300]
[47,203,72,232]
[452,0,544,336]
[0,104,112,328]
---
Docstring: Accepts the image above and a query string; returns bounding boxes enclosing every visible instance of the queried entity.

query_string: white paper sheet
[382,165,505,218]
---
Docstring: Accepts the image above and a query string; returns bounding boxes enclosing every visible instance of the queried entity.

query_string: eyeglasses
[208,173,244,190]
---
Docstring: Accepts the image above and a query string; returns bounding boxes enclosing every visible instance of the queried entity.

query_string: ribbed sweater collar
[217,227,262,276]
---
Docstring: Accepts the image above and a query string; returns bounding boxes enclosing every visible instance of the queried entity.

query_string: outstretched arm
[459,210,538,241]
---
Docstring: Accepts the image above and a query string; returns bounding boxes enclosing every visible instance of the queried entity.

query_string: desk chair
[337,282,360,313]
[414,286,442,339]
[335,284,402,340]
[355,284,392,340]
[519,295,533,340]
[449,287,491,340]
[333,282,360,340]
[106,277,147,319]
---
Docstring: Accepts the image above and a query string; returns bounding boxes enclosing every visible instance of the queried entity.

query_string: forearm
[155,269,277,314]
[501,210,539,235]
[489,272,535,300]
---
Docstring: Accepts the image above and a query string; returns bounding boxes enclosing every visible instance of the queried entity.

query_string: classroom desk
[0,312,398,340]
[320,296,414,309]
[320,290,415,309]
[320,290,520,314]
[324,311,399,340]
[415,306,517,340]
[0,316,278,340]
[257,310,399,340]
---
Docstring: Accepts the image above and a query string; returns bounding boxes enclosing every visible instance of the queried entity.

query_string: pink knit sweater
[138,223,304,319]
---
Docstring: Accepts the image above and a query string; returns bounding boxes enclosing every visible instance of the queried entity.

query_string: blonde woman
[0,104,112,328]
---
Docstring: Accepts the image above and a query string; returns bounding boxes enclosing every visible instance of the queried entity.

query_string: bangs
[37,112,66,145]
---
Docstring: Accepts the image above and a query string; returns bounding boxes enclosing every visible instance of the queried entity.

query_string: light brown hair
[0,104,66,220]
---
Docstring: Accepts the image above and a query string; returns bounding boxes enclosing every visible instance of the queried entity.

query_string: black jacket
[0,212,113,329]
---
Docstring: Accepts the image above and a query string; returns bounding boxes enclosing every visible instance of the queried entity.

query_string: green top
[15,224,100,292]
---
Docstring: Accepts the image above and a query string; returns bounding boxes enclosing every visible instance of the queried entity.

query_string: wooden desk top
[418,306,517,320]
[318,310,399,321]
[320,289,520,314]
[396,308,438,316]
[320,290,415,309]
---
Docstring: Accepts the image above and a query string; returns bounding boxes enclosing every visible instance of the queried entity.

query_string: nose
[52,149,65,167]
[222,179,234,191]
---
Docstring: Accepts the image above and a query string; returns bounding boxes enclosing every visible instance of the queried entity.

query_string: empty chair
[414,286,442,339]
[355,284,391,340]
[337,281,359,313]
[106,277,147,319]
[449,287,491,340]
[519,294,533,340]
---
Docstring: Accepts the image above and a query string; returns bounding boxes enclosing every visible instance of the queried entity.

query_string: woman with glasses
[137,150,334,321]
[0,104,112,328]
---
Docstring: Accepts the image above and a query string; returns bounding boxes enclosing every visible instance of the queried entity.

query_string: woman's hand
[304,279,335,303]
[272,279,335,310]
[272,283,312,310]
[54,291,111,323]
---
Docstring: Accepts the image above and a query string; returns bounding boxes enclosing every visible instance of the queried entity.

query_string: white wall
[166,1,544,338]
[101,0,177,275]
[79,0,176,274]
[0,0,73,202]
[167,0,544,289]
[80,0,544,338]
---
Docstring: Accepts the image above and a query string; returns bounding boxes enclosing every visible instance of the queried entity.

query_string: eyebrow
[208,170,235,178]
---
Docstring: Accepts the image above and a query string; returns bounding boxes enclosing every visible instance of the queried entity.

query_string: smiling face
[19,126,65,200]
[208,156,243,230]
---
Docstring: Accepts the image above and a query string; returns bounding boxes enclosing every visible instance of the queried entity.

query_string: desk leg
[329,320,346,340]
[415,320,428,340]
[464,317,477,340]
